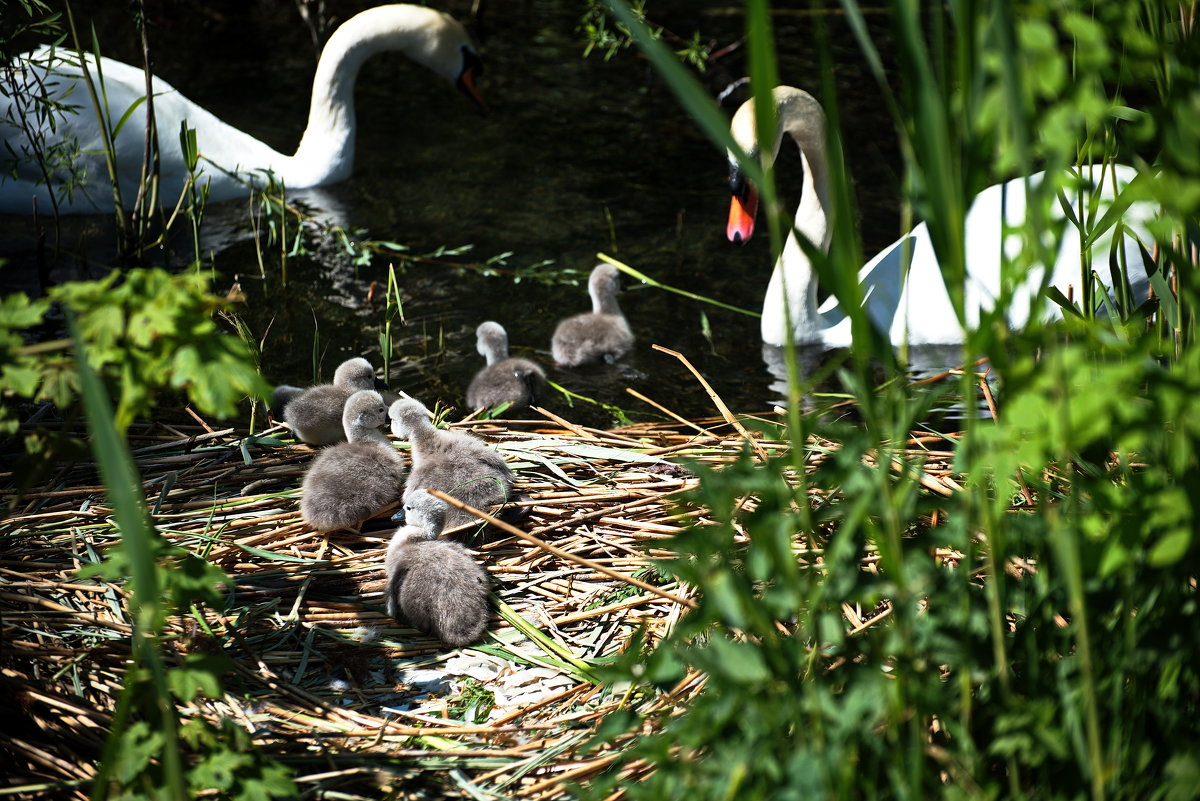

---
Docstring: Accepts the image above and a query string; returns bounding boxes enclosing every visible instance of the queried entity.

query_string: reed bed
[0,397,968,799]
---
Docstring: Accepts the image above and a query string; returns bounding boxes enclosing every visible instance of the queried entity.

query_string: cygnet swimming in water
[466,321,547,411]
[550,263,634,366]
[275,357,383,445]
[384,489,490,647]
[300,390,406,530]
[389,398,515,529]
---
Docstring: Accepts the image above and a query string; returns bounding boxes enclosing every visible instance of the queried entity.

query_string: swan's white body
[728,87,1155,348]
[0,4,484,214]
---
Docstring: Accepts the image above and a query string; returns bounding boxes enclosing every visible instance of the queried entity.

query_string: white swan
[727,86,1155,348]
[0,4,485,215]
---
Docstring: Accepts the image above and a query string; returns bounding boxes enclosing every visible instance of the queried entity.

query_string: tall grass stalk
[61,2,131,241]
[72,318,186,801]
[380,263,406,387]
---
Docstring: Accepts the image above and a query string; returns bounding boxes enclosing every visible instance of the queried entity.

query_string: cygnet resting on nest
[550,263,634,366]
[300,390,406,530]
[384,490,489,647]
[388,398,514,529]
[274,357,381,445]
[466,321,547,411]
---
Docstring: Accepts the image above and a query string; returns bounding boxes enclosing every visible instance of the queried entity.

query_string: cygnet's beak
[727,164,758,245]
[457,48,489,114]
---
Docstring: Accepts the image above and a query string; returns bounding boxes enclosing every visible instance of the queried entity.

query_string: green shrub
[1,268,271,437]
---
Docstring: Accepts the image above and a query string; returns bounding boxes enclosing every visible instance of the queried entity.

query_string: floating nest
[1,391,966,798]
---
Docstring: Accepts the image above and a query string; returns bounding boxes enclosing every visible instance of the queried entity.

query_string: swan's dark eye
[729,161,749,199]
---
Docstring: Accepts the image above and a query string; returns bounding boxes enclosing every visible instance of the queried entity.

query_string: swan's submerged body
[728,86,1155,348]
[0,4,484,214]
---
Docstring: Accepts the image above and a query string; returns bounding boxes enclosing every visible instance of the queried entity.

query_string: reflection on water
[762,342,993,423]
[2,1,914,428]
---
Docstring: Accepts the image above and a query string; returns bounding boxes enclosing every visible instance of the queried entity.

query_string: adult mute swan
[0,4,485,215]
[726,86,1155,348]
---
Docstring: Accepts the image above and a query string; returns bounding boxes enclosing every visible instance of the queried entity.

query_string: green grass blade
[72,316,186,800]
[598,253,759,317]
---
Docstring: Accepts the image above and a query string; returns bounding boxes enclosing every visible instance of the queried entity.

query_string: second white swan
[726,86,1155,348]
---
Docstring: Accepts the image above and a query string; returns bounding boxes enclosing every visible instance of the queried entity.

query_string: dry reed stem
[651,344,770,462]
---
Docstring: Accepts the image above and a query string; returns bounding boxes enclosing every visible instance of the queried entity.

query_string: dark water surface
[3,1,907,427]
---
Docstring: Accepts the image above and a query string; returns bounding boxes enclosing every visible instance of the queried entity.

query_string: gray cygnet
[466,321,546,411]
[384,490,489,647]
[276,357,380,445]
[300,389,406,530]
[388,398,514,529]
[550,263,634,366]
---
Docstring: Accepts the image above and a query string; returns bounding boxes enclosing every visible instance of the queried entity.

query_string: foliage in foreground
[592,328,1200,800]
[72,324,294,801]
[1,268,270,433]
[585,0,1200,799]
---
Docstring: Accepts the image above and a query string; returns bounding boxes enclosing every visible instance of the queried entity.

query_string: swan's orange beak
[457,48,488,114]
[457,66,488,114]
[727,185,758,244]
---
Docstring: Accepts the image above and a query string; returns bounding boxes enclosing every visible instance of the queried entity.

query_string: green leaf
[1149,528,1191,568]
[113,721,162,784]
[168,652,233,702]
[0,292,51,328]
[705,635,770,684]
[190,748,250,792]
[110,93,147,139]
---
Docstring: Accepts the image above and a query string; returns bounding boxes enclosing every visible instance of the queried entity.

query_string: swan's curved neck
[592,292,621,316]
[761,90,833,346]
[347,420,388,444]
[406,421,439,456]
[292,6,450,185]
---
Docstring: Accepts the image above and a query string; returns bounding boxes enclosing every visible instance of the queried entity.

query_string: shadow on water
[0,1,973,429]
